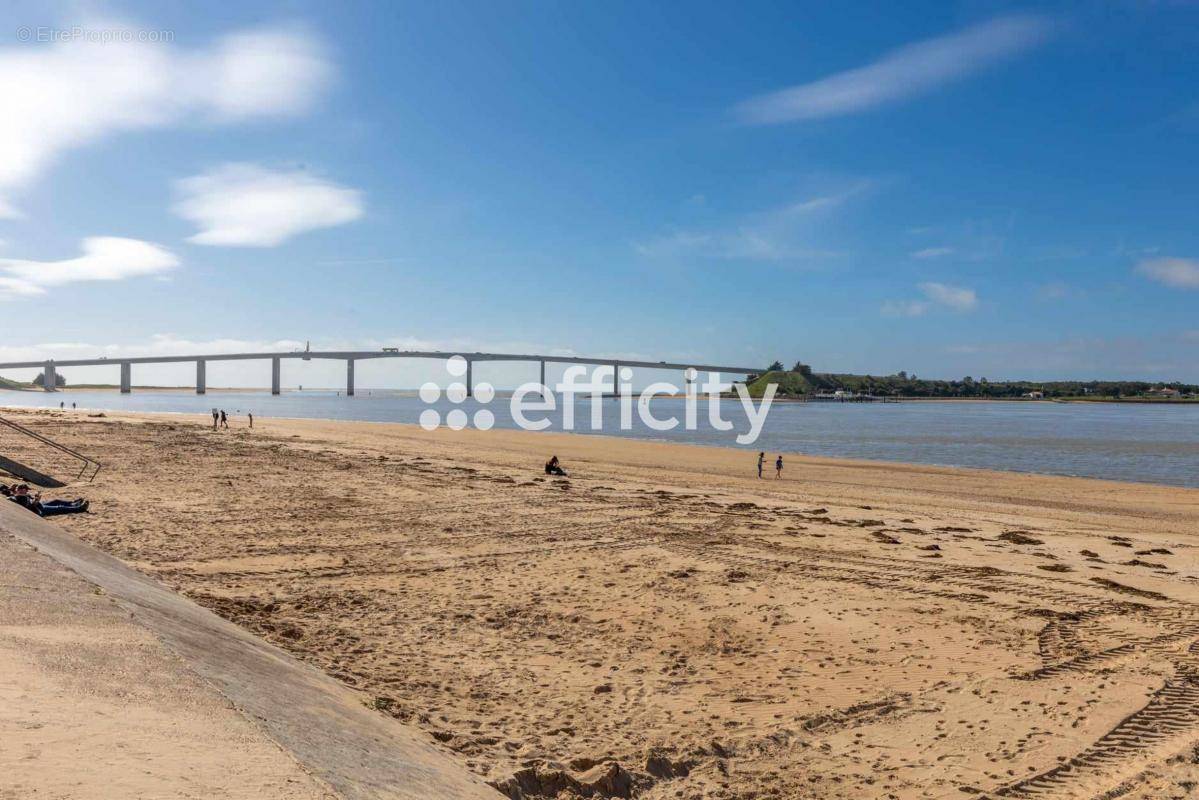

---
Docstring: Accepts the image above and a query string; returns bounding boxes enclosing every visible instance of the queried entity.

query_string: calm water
[4,390,1199,488]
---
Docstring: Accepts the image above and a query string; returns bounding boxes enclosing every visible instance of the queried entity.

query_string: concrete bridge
[0,349,765,396]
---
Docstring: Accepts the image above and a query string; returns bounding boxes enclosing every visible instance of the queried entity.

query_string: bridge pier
[540,360,547,399]
[42,361,56,392]
[613,362,622,399]
[466,359,473,398]
[271,357,281,395]
[120,362,131,394]
[346,359,355,396]
[196,360,206,395]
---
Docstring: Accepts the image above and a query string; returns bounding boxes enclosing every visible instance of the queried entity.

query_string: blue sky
[1,0,1198,387]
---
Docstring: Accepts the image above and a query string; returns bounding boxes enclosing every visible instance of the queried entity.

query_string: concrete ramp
[0,503,498,799]
[0,453,65,487]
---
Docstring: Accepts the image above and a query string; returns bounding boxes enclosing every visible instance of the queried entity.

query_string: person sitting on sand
[6,484,89,517]
[545,455,568,476]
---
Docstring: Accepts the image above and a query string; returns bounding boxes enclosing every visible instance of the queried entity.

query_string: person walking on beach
[220,410,228,429]
[248,412,253,429]
[775,454,783,479]
[757,452,765,479]
[211,408,219,430]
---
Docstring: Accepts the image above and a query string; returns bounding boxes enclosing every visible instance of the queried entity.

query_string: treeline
[751,362,1199,399]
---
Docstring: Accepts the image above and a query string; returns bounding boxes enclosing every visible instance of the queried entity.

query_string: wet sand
[5,407,1199,799]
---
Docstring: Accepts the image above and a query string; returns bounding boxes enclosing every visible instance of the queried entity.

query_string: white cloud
[0,237,178,297]
[1136,257,1199,289]
[920,281,978,311]
[911,246,955,259]
[196,28,332,120]
[736,14,1052,124]
[0,21,332,213]
[883,282,978,317]
[173,163,363,247]
[0,276,40,297]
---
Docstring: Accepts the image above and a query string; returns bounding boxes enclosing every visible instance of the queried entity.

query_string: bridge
[0,350,766,397]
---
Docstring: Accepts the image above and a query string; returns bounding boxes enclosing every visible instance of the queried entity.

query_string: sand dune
[5,407,1199,799]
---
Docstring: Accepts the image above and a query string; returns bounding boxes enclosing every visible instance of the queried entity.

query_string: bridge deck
[0,350,763,373]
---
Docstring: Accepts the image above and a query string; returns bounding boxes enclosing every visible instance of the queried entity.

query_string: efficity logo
[418,356,777,445]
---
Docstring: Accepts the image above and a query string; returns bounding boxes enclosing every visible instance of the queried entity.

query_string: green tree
[768,360,784,372]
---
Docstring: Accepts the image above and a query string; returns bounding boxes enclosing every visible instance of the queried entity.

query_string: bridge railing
[0,414,102,483]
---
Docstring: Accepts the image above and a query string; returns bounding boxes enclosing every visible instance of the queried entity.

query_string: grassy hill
[745,370,814,398]
[0,376,28,390]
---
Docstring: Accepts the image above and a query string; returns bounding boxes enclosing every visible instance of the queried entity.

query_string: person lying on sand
[4,484,89,516]
[545,455,568,476]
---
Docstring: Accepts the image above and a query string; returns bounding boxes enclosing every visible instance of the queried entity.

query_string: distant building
[1024,390,1044,399]
[1146,386,1181,398]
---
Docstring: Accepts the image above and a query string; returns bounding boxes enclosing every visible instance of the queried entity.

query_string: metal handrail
[0,415,102,482]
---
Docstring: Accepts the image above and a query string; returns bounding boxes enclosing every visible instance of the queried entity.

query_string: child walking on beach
[757,452,765,479]
[775,455,783,479]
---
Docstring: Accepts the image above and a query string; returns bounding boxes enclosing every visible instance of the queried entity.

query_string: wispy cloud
[635,183,868,263]
[174,163,363,247]
[911,246,955,259]
[1136,257,1199,289]
[1036,280,1072,301]
[921,281,978,311]
[736,14,1053,124]
[0,20,333,214]
[883,281,978,317]
[0,237,178,298]
[881,299,932,317]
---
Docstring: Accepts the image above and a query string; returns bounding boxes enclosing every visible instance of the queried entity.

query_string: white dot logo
[419,356,495,431]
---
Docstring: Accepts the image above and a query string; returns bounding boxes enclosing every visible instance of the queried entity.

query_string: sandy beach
[5,406,1199,799]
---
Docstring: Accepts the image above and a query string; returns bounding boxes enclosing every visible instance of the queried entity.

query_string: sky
[1,0,1198,388]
